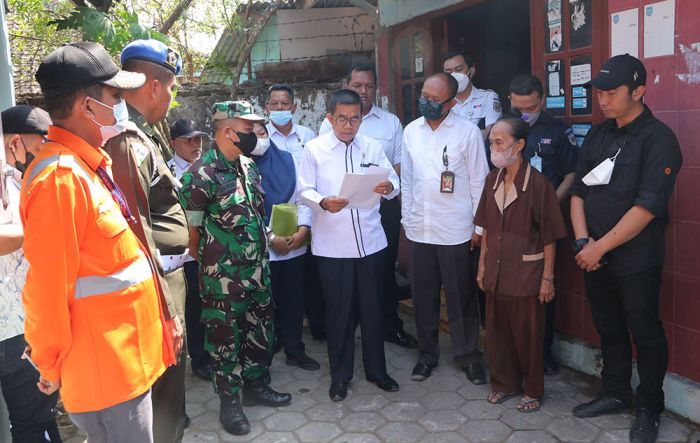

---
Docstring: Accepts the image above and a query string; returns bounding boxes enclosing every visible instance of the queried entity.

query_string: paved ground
[182,319,699,443]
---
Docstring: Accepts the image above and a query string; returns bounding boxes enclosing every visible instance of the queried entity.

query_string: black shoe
[183,415,190,429]
[367,374,399,392]
[329,382,348,401]
[242,383,292,407]
[543,352,560,375]
[384,330,418,349]
[286,353,321,371]
[411,362,435,381]
[629,408,660,443]
[572,394,632,418]
[219,394,250,436]
[464,363,487,385]
[192,364,213,381]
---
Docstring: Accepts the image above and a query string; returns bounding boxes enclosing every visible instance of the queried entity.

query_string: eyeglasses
[333,116,361,126]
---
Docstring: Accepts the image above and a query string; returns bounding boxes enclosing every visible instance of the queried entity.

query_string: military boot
[219,393,250,435]
[242,377,292,407]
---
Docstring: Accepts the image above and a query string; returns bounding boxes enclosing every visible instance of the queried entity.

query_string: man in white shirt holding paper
[299,89,400,402]
[402,72,490,385]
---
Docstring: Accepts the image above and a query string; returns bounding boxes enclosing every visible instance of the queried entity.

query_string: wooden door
[392,28,431,124]
[531,0,609,143]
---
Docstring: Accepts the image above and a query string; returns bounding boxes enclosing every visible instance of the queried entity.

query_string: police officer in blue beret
[508,74,579,375]
[102,39,189,443]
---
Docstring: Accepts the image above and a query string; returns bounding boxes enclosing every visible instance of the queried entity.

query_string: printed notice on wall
[570,64,592,85]
[644,0,675,58]
[611,8,639,58]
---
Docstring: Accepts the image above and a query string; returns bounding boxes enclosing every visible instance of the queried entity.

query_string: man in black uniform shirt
[569,54,682,443]
[509,75,579,374]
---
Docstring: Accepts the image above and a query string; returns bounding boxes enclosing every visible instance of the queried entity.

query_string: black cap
[169,119,208,140]
[585,54,647,91]
[35,42,146,98]
[1,105,51,135]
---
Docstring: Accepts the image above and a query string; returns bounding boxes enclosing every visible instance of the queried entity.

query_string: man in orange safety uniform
[20,41,176,443]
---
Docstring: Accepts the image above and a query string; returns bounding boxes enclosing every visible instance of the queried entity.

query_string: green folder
[269,203,311,246]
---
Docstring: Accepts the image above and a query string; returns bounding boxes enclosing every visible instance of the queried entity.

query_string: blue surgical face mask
[418,96,451,121]
[269,110,293,126]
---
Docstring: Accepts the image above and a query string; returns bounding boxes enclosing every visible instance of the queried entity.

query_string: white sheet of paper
[611,8,639,58]
[644,0,675,58]
[338,167,390,209]
[548,72,560,96]
[570,63,592,85]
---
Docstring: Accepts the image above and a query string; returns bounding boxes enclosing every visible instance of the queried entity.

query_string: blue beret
[121,39,182,75]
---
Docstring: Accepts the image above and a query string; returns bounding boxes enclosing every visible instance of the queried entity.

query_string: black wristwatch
[572,237,590,253]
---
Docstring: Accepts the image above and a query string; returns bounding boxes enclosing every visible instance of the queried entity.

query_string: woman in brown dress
[475,116,567,413]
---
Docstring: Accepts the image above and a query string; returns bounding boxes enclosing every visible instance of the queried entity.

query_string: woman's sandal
[487,391,521,405]
[516,396,541,413]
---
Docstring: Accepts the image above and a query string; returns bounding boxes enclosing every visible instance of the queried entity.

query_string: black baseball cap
[585,54,647,91]
[35,42,146,98]
[1,105,51,135]
[169,119,208,140]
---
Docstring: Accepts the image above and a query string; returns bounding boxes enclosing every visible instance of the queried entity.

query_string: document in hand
[338,166,391,209]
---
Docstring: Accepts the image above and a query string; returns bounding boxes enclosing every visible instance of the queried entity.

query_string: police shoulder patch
[565,128,577,146]
[493,101,502,113]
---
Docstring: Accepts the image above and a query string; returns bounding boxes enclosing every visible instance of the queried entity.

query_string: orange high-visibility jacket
[20,126,175,413]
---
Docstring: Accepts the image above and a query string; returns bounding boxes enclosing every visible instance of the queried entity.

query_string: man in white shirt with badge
[167,118,214,382]
[299,89,400,402]
[320,64,416,350]
[402,72,490,385]
[443,50,502,140]
[265,83,326,343]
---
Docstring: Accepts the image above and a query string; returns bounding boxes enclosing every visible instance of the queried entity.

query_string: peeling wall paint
[677,42,700,84]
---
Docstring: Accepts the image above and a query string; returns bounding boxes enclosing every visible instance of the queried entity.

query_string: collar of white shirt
[456,86,486,105]
[268,122,300,138]
[419,110,459,130]
[171,153,191,170]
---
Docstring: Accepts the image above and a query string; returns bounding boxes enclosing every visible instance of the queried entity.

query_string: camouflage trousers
[202,288,274,397]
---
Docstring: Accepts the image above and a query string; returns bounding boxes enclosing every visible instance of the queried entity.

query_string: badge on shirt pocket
[440,171,455,193]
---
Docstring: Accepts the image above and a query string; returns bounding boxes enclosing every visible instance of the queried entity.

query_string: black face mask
[233,130,258,156]
[12,136,36,176]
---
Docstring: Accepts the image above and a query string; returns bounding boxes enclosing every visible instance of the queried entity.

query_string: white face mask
[90,98,129,146]
[451,72,470,93]
[582,148,621,186]
[251,137,270,156]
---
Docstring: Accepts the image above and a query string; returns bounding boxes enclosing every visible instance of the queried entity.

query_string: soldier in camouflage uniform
[103,39,189,443]
[179,100,292,436]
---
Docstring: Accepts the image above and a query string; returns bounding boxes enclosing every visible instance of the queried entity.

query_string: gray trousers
[409,240,482,368]
[69,390,153,443]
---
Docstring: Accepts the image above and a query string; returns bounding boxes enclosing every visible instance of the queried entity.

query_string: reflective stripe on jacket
[20,126,174,413]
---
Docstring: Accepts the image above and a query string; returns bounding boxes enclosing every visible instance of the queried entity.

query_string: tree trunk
[159,0,195,35]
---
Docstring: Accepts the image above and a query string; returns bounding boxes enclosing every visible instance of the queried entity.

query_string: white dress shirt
[319,105,403,166]
[167,153,192,180]
[451,86,502,128]
[0,167,26,342]
[299,132,400,259]
[266,122,316,168]
[401,111,489,245]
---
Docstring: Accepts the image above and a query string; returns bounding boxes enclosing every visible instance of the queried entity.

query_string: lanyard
[442,146,449,171]
[95,166,137,224]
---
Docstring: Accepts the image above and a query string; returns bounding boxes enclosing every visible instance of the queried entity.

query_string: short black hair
[443,50,475,68]
[496,115,529,142]
[268,83,294,101]
[427,72,459,100]
[348,63,377,84]
[509,75,544,98]
[329,89,361,114]
[44,83,103,121]
[122,59,175,84]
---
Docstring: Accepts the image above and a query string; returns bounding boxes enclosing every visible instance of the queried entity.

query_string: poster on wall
[569,0,592,49]
[545,0,563,53]
[545,59,565,116]
[571,55,593,115]
[611,8,639,58]
[644,0,675,58]
[571,123,592,147]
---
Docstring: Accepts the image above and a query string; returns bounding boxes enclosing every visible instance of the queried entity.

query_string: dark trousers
[409,240,482,368]
[184,261,210,369]
[584,266,667,414]
[486,295,545,399]
[0,334,61,443]
[303,250,326,339]
[470,247,486,327]
[316,250,387,383]
[270,255,306,360]
[543,296,557,355]
[379,197,404,334]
